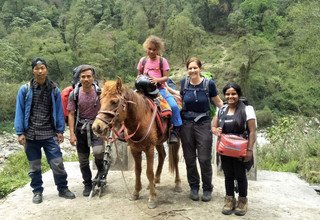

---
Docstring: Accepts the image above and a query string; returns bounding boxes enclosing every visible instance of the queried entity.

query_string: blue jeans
[159,88,182,127]
[25,137,68,193]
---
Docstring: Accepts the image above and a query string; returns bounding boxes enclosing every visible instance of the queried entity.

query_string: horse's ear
[116,76,123,94]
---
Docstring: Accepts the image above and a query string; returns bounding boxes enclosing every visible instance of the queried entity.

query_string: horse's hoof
[174,185,182,193]
[129,194,139,201]
[154,178,160,184]
[148,200,157,209]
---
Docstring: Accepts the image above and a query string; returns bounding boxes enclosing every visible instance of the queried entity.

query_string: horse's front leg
[130,149,142,201]
[145,146,157,209]
[154,144,166,184]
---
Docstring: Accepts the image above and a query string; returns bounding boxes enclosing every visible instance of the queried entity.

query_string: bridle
[95,93,157,143]
[95,94,127,128]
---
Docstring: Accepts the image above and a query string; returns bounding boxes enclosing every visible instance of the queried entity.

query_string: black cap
[31,58,48,69]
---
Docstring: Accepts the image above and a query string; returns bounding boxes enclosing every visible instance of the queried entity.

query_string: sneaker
[234,196,248,216]
[32,192,43,204]
[201,191,212,202]
[58,188,76,199]
[83,185,92,197]
[222,196,236,215]
[189,189,199,201]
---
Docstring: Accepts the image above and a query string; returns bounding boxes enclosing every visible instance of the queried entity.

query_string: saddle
[146,95,172,135]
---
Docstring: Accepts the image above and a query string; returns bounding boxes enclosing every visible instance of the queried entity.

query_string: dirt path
[0,160,319,220]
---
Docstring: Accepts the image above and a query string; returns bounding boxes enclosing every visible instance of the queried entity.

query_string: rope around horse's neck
[126,101,157,143]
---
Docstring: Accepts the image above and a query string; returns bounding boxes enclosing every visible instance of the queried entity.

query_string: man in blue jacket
[14,57,76,204]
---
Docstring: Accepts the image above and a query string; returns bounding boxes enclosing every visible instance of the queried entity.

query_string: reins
[96,93,157,144]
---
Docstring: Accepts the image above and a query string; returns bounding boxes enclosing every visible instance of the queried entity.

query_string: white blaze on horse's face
[92,79,126,137]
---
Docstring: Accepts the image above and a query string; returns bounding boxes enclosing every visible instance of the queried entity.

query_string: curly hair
[143,35,165,55]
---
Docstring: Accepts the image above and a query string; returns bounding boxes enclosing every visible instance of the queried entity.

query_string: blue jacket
[14,82,65,135]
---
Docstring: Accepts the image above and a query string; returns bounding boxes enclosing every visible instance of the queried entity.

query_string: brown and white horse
[92,78,181,209]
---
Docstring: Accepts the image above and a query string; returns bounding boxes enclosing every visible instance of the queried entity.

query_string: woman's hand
[212,127,222,136]
[244,149,253,162]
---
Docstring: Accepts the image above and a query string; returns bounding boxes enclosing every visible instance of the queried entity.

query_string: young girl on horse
[137,35,182,143]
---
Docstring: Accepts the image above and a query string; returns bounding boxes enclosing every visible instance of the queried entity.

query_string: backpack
[61,65,101,125]
[140,57,176,88]
[218,98,249,138]
[181,76,215,118]
[141,56,163,76]
[24,80,58,102]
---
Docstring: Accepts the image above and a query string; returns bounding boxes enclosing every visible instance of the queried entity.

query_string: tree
[167,12,205,63]
[65,0,95,53]
[232,35,273,97]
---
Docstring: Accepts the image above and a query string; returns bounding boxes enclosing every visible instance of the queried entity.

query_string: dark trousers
[76,128,104,186]
[221,155,248,197]
[25,137,68,193]
[180,119,213,192]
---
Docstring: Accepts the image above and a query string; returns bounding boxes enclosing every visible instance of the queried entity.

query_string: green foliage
[0,150,50,199]
[258,116,320,184]
[0,83,21,121]
[0,121,14,134]
[0,0,319,118]
[167,11,205,63]
[255,106,274,128]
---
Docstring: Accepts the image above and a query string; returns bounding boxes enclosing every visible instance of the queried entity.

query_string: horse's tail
[168,142,180,173]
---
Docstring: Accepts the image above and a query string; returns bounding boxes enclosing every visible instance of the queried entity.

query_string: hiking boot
[222,196,236,215]
[58,188,76,199]
[201,191,212,202]
[189,189,199,201]
[234,196,248,216]
[169,132,179,144]
[32,192,43,204]
[83,185,92,197]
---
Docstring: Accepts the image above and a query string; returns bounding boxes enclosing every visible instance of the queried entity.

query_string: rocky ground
[1,132,319,220]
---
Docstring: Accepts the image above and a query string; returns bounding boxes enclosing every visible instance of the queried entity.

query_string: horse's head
[92,77,128,137]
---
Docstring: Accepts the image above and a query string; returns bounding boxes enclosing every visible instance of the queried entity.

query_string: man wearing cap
[14,57,76,204]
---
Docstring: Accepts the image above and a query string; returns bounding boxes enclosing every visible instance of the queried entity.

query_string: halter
[95,94,128,128]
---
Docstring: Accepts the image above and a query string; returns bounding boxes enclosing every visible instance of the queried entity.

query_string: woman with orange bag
[212,82,256,216]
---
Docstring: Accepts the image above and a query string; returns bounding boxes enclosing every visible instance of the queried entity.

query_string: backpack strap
[24,82,31,102]
[182,76,212,112]
[202,77,213,107]
[141,56,164,77]
[218,104,229,129]
[181,76,190,110]
[72,82,101,129]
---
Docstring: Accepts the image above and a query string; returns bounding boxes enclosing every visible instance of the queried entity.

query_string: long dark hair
[223,83,246,130]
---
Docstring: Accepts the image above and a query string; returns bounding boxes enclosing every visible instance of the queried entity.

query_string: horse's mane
[102,80,151,116]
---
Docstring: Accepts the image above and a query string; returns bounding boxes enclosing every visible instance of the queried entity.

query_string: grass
[0,150,49,198]
[0,121,15,134]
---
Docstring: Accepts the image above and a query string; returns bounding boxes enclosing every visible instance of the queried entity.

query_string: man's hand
[57,133,64,144]
[69,133,77,146]
[17,134,26,146]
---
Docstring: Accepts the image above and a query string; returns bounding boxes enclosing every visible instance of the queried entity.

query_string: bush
[256,106,274,128]
[258,116,320,184]
[0,83,21,121]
